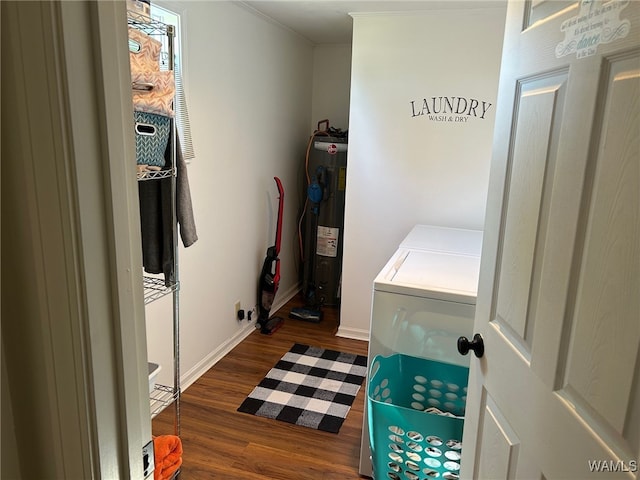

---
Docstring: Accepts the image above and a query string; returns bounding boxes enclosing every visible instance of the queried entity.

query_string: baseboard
[180,322,256,392]
[180,284,301,391]
[272,283,301,315]
[336,325,370,342]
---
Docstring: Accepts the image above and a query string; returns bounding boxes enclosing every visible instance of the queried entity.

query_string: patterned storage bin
[134,111,171,166]
[368,354,469,480]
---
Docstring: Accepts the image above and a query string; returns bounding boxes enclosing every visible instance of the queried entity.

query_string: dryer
[358,225,482,477]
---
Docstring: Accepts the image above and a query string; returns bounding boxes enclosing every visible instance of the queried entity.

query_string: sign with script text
[556,0,631,59]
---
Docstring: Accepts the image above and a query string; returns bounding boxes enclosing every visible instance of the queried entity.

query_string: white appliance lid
[400,224,483,256]
[374,249,481,303]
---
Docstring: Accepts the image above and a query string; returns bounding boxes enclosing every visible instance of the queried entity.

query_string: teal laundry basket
[367,354,469,480]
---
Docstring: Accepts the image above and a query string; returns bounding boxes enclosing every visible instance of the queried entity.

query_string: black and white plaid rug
[237,343,367,433]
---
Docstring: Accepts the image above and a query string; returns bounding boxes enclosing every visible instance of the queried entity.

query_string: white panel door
[462,1,640,479]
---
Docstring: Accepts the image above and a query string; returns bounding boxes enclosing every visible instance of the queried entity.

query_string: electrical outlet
[235,301,244,321]
[143,440,154,478]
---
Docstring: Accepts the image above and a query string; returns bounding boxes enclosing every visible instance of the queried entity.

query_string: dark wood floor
[153,293,370,479]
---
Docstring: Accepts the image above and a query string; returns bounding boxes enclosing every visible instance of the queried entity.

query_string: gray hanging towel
[176,134,198,248]
[139,130,197,285]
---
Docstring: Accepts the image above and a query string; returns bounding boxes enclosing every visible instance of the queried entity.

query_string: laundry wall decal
[409,96,493,123]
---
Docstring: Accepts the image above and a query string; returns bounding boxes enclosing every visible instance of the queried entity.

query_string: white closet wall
[146,1,314,389]
[339,7,508,340]
[310,44,352,132]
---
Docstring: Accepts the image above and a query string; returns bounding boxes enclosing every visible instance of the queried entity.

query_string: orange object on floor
[153,435,182,480]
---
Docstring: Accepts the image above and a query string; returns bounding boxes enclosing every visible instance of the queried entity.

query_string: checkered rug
[237,343,368,433]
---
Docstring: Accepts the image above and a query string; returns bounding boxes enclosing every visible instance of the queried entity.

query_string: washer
[358,224,482,477]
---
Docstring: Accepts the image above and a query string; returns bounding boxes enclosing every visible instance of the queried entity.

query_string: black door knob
[457,334,484,358]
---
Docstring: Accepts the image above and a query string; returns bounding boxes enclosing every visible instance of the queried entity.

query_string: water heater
[301,135,348,307]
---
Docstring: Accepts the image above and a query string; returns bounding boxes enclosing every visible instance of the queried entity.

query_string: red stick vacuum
[257,176,285,335]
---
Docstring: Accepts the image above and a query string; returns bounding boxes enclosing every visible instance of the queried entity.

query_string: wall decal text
[556,0,631,59]
[410,96,493,123]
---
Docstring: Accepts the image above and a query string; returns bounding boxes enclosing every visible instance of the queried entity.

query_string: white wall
[147,1,314,389]
[339,7,507,339]
[311,44,352,132]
